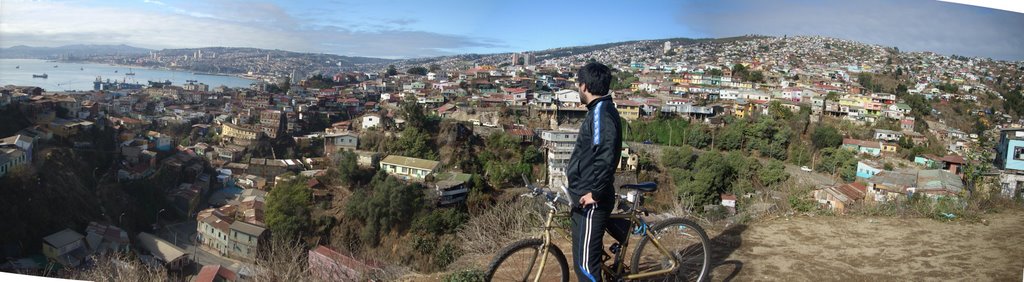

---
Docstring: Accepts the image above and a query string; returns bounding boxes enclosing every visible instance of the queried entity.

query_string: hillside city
[1,34,1023,281]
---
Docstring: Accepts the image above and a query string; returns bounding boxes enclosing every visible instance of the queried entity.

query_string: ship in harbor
[32,73,48,78]
[126,68,136,76]
[93,76,144,91]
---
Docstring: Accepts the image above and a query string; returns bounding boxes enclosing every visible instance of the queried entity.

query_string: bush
[444,269,487,282]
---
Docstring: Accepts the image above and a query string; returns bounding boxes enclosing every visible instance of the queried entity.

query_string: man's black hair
[576,62,612,96]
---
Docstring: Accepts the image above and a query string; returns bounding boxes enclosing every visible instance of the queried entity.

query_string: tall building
[511,53,521,65]
[664,41,672,53]
[523,52,534,65]
[540,129,579,189]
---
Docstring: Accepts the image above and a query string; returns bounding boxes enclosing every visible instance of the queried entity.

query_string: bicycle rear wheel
[630,217,710,282]
[486,238,569,282]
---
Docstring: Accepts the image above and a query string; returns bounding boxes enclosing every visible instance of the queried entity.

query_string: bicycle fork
[529,209,557,282]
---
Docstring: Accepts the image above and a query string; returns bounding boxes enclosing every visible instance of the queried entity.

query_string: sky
[1,0,1022,60]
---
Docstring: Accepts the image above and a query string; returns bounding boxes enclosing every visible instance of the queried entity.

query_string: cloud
[675,0,1024,60]
[0,0,504,58]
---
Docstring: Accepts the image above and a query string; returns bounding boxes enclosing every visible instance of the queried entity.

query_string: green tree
[661,147,694,170]
[759,160,789,187]
[716,121,746,151]
[429,64,441,72]
[346,172,424,246]
[706,68,724,76]
[386,65,398,76]
[677,151,733,208]
[811,126,843,150]
[266,178,313,242]
[816,148,857,181]
[392,127,437,160]
[407,66,429,76]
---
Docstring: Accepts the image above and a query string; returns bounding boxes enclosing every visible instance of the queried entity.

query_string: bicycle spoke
[633,221,709,282]
[490,245,566,282]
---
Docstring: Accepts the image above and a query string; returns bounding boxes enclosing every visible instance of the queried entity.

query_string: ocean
[0,59,258,91]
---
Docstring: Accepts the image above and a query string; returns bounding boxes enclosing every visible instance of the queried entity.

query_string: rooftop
[43,229,84,248]
[380,155,439,171]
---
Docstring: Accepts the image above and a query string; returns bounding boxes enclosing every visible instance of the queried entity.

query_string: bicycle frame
[528,196,680,281]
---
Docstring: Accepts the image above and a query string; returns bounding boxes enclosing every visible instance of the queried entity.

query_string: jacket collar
[586,94,612,109]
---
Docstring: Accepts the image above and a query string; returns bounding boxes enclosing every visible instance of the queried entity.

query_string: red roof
[195,265,237,282]
[941,154,965,164]
[720,194,737,201]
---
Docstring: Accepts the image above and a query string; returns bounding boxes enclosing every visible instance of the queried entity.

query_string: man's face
[577,83,591,104]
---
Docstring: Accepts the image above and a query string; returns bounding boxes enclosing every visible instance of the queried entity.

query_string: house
[873,129,904,142]
[995,128,1024,171]
[308,245,383,281]
[361,114,381,130]
[0,134,34,163]
[195,265,238,282]
[842,138,882,156]
[197,207,235,256]
[136,232,190,270]
[720,194,737,215]
[229,221,267,261]
[914,154,942,168]
[83,222,129,255]
[432,173,472,205]
[940,154,966,176]
[0,147,29,178]
[324,132,358,156]
[912,169,964,198]
[615,99,643,120]
[996,129,1024,198]
[42,229,87,267]
[866,171,917,202]
[813,183,866,213]
[856,160,883,179]
[380,155,439,181]
[221,123,260,146]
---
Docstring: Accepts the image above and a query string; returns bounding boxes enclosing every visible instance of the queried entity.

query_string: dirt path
[707,211,1024,281]
[413,211,1024,281]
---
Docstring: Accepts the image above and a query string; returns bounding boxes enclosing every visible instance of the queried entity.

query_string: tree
[386,65,398,76]
[747,71,765,83]
[731,63,749,79]
[759,160,789,187]
[661,147,694,170]
[706,68,724,76]
[407,66,429,76]
[266,178,312,242]
[677,151,733,208]
[811,126,843,150]
[429,64,441,72]
[716,121,746,151]
[858,72,873,90]
[392,127,437,160]
[346,172,424,246]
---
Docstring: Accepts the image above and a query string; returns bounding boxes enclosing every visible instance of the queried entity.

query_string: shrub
[444,269,487,282]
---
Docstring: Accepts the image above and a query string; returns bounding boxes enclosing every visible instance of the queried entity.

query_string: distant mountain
[157,47,394,65]
[0,44,152,59]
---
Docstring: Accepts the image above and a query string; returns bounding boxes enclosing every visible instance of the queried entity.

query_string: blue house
[857,160,883,179]
[996,128,1024,171]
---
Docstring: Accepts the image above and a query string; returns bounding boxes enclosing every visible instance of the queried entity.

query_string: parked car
[800,166,812,172]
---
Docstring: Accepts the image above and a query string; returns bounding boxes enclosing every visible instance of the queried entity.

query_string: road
[158,221,250,273]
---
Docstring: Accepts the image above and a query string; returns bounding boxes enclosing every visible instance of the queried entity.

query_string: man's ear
[578,83,587,95]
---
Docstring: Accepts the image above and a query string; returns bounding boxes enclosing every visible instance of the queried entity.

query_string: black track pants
[571,203,613,282]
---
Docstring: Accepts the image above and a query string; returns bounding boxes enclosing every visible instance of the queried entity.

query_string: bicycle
[485,177,711,281]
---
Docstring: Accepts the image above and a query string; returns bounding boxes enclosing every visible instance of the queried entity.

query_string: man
[567,62,624,282]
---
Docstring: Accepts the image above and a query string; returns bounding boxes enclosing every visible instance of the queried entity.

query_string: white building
[361,114,381,130]
[380,155,439,181]
[541,129,579,189]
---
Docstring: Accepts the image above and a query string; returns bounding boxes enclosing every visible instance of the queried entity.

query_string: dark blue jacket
[567,95,622,205]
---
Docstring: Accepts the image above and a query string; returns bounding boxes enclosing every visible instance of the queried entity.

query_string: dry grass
[66,254,167,282]
[455,197,545,256]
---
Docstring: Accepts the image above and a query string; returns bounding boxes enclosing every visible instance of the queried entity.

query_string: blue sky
[1,0,1023,60]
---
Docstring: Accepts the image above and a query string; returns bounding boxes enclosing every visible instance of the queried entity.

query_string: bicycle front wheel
[486,238,569,282]
[630,217,710,282]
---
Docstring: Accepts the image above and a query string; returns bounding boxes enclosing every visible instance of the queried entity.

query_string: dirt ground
[706,210,1024,281]
[410,210,1024,281]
